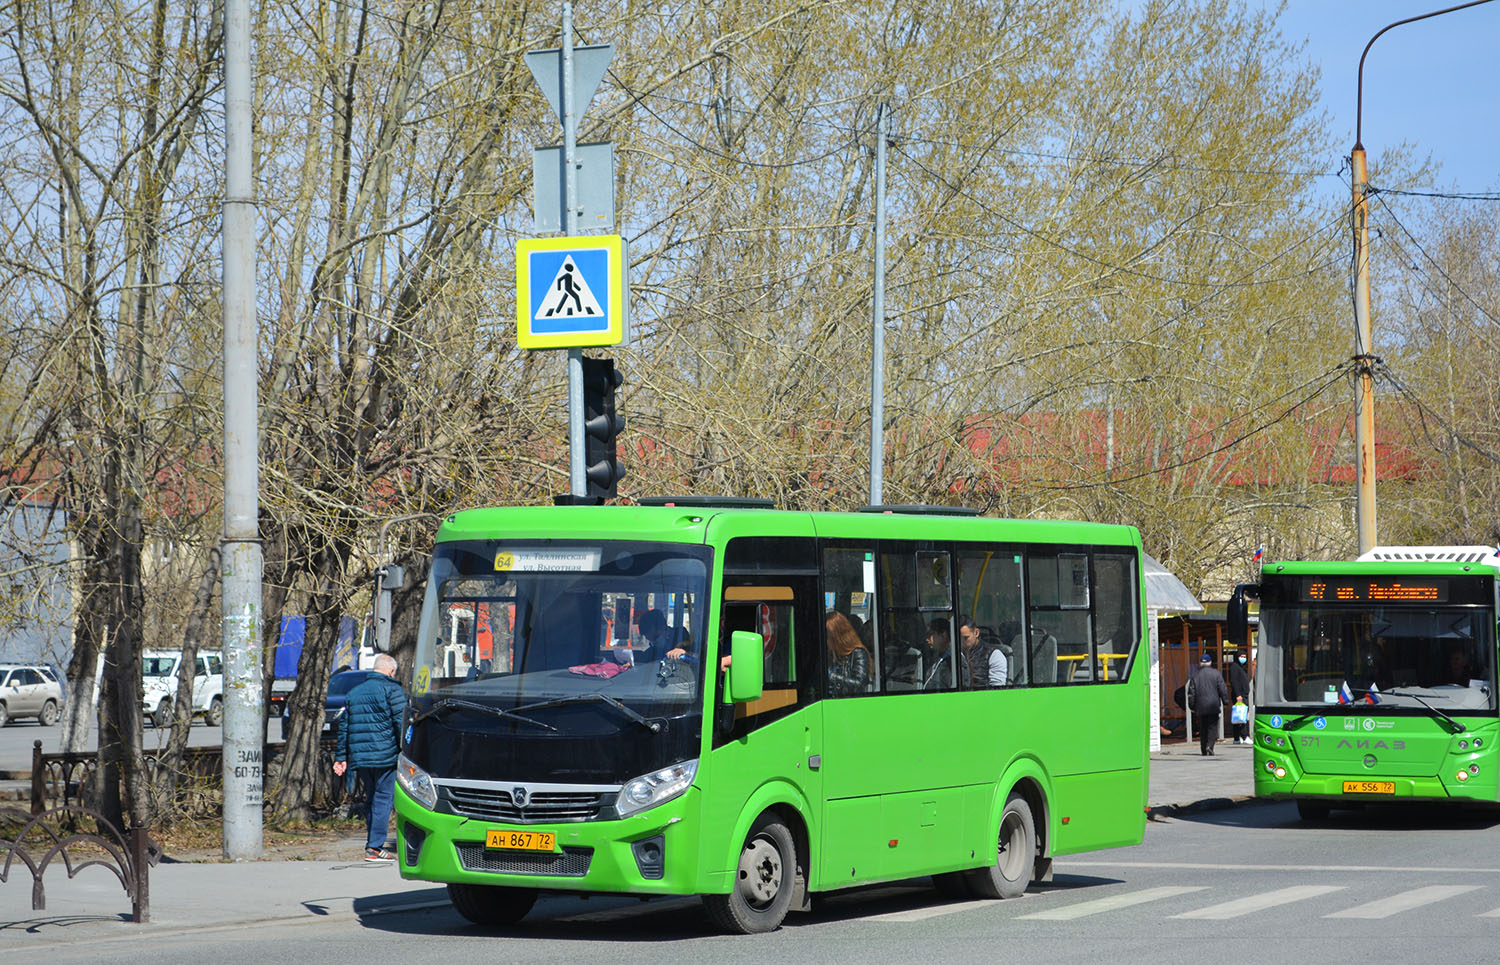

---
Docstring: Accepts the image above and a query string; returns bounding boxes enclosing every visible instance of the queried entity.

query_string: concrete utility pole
[1350,145,1375,556]
[563,0,586,496]
[869,104,887,507]
[221,0,263,859]
[1350,0,1494,555]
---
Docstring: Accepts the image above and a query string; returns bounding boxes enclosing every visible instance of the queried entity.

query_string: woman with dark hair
[826,611,871,696]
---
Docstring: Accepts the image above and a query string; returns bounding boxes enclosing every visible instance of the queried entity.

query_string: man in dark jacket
[1189,652,1229,756]
[334,654,407,861]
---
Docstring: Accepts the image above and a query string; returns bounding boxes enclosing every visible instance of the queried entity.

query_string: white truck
[141,650,224,728]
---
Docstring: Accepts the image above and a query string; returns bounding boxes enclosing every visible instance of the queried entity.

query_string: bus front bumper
[394,782,705,896]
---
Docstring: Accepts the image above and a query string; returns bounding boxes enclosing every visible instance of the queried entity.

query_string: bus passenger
[826,611,871,696]
[923,618,959,691]
[637,609,692,662]
[958,615,1006,687]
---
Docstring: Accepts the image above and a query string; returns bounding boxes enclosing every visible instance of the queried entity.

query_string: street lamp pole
[1350,0,1494,555]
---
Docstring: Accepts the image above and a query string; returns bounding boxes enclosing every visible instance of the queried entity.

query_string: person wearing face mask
[1227,652,1252,744]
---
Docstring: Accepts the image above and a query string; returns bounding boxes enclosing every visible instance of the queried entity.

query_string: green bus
[393,500,1149,932]
[1235,546,1500,820]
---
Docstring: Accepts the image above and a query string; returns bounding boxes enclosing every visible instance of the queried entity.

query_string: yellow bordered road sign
[516,235,625,349]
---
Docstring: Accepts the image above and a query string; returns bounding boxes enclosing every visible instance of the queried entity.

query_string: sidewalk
[1147,737,1256,815]
[1,745,1255,941]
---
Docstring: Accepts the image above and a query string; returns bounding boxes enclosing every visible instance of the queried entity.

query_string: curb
[0,893,454,948]
[1146,795,1258,820]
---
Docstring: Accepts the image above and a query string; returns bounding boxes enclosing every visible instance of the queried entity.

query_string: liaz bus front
[393,506,718,924]
[1246,552,1500,819]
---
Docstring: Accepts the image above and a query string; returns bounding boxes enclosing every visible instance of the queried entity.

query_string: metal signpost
[523,8,623,497]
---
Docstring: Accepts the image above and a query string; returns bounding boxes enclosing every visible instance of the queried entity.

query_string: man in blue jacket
[334,654,407,861]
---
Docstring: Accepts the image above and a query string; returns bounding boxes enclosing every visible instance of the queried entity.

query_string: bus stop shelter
[1143,552,1204,752]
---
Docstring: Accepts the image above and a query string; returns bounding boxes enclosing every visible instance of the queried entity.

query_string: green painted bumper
[394,783,706,895]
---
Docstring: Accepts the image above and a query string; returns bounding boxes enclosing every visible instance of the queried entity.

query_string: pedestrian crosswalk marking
[1324,884,1482,919]
[867,898,1007,922]
[1172,885,1345,920]
[1018,885,1207,920]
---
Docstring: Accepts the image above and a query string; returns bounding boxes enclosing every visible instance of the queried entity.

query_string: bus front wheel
[967,791,1036,900]
[704,813,796,934]
[446,882,537,927]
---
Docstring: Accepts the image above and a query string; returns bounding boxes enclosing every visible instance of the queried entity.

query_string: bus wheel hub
[738,837,782,904]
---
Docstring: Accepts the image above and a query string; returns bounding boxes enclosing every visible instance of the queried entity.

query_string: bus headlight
[397,752,437,810]
[617,759,697,819]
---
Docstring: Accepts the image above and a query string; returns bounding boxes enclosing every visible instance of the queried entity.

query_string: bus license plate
[1342,781,1395,795]
[485,829,556,852]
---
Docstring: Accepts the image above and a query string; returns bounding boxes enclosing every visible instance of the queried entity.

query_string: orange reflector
[888,839,899,847]
[1061,817,1070,824]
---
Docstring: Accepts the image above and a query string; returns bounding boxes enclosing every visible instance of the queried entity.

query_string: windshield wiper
[1380,690,1465,733]
[411,697,556,731]
[511,693,664,734]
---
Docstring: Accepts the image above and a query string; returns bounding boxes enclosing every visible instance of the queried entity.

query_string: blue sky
[1265,0,1498,190]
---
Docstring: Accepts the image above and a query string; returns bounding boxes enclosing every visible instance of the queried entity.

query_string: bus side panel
[820,692,988,889]
[1049,769,1147,855]
[820,795,885,888]
[1034,683,1147,855]
[695,706,821,895]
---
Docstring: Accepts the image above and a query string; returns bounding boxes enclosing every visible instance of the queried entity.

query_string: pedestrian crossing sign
[516,234,626,349]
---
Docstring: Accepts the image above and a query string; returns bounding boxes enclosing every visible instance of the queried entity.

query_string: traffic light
[581,356,624,498]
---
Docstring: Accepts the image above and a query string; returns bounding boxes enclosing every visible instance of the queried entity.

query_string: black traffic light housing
[1226,583,1258,650]
[582,356,625,498]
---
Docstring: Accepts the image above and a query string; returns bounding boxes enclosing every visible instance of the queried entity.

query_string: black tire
[0,701,8,727]
[153,699,173,730]
[39,699,58,726]
[446,882,537,927]
[933,871,974,900]
[206,696,224,727]
[966,791,1037,900]
[1297,800,1331,822]
[703,813,797,934]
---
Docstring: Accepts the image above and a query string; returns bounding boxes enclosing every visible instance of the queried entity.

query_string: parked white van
[141,650,224,728]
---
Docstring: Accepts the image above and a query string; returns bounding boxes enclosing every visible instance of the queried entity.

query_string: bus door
[706,537,822,890]
[819,544,969,886]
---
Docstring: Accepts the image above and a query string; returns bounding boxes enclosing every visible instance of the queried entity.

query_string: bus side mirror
[1227,583,1257,650]
[374,564,405,653]
[724,630,764,704]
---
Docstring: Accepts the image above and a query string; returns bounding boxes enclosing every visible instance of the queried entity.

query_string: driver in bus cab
[1446,645,1474,686]
[637,609,693,662]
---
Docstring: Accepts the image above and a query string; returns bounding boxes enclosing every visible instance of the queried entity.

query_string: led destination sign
[1300,579,1447,604]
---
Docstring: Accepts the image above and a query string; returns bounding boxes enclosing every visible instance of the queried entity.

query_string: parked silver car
[0,664,64,726]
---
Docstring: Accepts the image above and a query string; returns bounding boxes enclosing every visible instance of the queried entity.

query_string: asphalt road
[28,800,1500,963]
[0,715,288,773]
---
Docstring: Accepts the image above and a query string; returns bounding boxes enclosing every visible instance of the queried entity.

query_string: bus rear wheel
[967,791,1036,900]
[446,882,537,927]
[704,813,796,934]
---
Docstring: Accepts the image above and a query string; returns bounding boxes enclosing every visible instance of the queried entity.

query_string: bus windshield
[413,539,712,730]
[1257,603,1497,711]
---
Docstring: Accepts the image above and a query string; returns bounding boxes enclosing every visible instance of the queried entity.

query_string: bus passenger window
[879,549,955,692]
[1028,553,1093,684]
[957,550,1025,688]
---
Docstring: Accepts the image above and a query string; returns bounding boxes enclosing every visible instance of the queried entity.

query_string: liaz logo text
[1337,738,1405,751]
